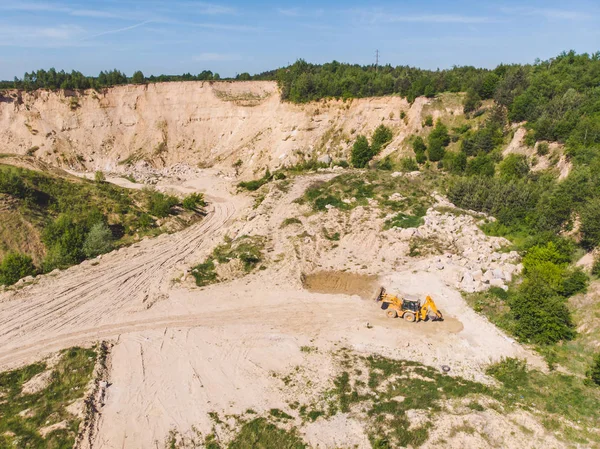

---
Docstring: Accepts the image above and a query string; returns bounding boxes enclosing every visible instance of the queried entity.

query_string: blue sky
[0,0,599,80]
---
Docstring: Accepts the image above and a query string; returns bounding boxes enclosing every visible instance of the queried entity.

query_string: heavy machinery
[374,287,443,322]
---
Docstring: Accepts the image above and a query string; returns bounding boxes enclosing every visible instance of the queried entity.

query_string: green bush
[537,142,550,156]
[592,256,600,277]
[465,154,495,177]
[399,158,419,172]
[486,358,529,387]
[412,136,427,154]
[0,252,36,286]
[442,151,467,174]
[415,151,427,164]
[0,167,29,198]
[376,156,394,171]
[463,88,482,114]
[561,268,588,297]
[146,190,178,217]
[422,115,433,127]
[580,198,600,249]
[587,354,600,386]
[350,135,373,168]
[429,120,451,147]
[182,193,206,210]
[191,260,218,287]
[427,138,445,162]
[94,171,106,183]
[371,125,393,153]
[83,222,113,258]
[510,274,576,345]
[42,214,89,270]
[427,121,450,162]
[498,154,529,180]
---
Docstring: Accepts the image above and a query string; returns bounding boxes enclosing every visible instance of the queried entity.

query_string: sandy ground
[0,170,552,448]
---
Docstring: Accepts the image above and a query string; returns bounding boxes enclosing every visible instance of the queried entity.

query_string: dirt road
[0,195,236,369]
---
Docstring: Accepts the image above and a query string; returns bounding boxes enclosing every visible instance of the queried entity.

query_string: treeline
[275,59,501,103]
[0,68,231,91]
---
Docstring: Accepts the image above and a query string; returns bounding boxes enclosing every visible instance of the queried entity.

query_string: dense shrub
[510,286,575,345]
[399,158,419,172]
[412,136,427,153]
[182,193,206,210]
[442,151,467,174]
[0,252,36,286]
[0,167,29,198]
[146,190,179,217]
[42,214,89,270]
[371,125,393,153]
[83,222,113,258]
[498,154,529,180]
[465,154,495,177]
[463,88,482,114]
[588,354,600,386]
[350,135,372,168]
[580,198,600,249]
[427,121,450,162]
[427,139,445,162]
[592,256,600,277]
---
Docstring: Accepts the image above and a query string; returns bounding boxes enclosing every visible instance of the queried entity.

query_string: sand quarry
[0,82,565,448]
[0,166,562,449]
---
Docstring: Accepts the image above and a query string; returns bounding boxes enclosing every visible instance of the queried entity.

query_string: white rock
[317,154,332,164]
[492,268,504,279]
[399,228,416,239]
[489,278,505,288]
[471,269,483,281]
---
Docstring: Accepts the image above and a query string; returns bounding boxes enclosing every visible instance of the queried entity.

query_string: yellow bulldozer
[374,287,443,322]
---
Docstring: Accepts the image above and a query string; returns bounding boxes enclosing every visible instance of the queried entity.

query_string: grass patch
[191,235,266,287]
[280,217,302,228]
[0,347,97,448]
[364,355,487,448]
[296,352,600,447]
[297,171,435,215]
[463,289,516,336]
[384,205,427,230]
[322,228,340,241]
[228,418,306,449]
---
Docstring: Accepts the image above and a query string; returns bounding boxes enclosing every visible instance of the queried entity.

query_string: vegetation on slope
[191,235,266,287]
[0,163,201,286]
[0,346,98,448]
[279,350,600,448]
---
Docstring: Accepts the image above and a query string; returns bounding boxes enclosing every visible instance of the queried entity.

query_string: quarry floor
[0,169,547,449]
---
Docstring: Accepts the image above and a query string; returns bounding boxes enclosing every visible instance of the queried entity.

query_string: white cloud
[500,6,589,20]
[0,24,87,47]
[194,52,241,61]
[278,7,301,17]
[349,9,493,25]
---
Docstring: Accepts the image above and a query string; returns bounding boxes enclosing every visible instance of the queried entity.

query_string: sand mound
[302,271,379,299]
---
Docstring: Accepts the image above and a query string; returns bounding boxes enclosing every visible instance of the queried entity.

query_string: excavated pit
[301,271,379,299]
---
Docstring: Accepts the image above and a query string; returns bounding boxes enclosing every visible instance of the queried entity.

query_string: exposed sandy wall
[0,81,432,176]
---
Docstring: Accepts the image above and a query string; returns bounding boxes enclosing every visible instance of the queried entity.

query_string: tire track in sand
[0,199,236,369]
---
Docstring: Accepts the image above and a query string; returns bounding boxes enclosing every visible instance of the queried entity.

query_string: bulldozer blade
[373,287,385,302]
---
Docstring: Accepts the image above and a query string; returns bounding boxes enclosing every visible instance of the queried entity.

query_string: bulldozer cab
[401,299,420,313]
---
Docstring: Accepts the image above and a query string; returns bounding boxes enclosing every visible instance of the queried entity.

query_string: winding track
[0,198,236,369]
